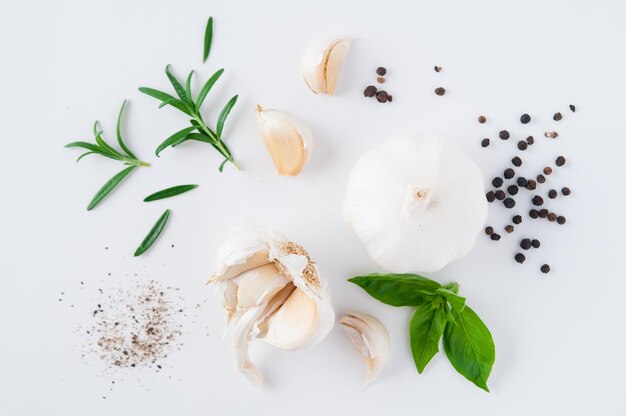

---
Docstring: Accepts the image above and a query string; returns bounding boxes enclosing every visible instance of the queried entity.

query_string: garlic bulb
[339,312,390,387]
[301,37,351,95]
[343,134,487,273]
[256,105,313,176]
[209,225,334,384]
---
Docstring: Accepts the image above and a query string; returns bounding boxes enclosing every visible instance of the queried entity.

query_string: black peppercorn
[520,113,531,124]
[376,67,387,76]
[543,166,553,175]
[495,190,506,200]
[548,189,557,199]
[526,136,534,145]
[376,91,389,103]
[481,138,490,147]
[504,168,515,179]
[529,209,539,218]
[539,209,549,218]
[532,195,544,206]
[561,187,571,196]
[387,95,393,102]
[503,198,516,208]
[435,87,446,96]
[505,225,514,233]
[569,104,576,112]
[485,226,494,235]
[557,216,566,224]
[520,239,532,250]
[492,177,504,188]
[517,140,528,151]
[548,213,557,222]
[517,177,528,187]
[540,264,551,273]
[537,174,546,184]
[515,253,526,263]
[512,215,522,224]
[555,156,566,167]
[434,66,442,73]
[508,185,519,195]
[499,130,510,140]
[486,191,496,202]
[553,112,562,121]
[478,115,486,124]
[531,239,540,248]
[526,180,537,190]
[512,156,522,167]
[363,85,377,97]
[491,233,501,241]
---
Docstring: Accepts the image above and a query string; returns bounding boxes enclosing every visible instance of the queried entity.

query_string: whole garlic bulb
[301,37,351,95]
[209,225,334,384]
[343,134,487,273]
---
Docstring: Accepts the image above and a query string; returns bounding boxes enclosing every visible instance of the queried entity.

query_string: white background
[1,0,625,414]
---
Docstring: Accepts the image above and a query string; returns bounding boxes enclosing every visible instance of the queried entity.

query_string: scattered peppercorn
[492,177,504,188]
[545,131,558,138]
[435,87,446,96]
[555,156,566,167]
[512,156,522,167]
[543,166,553,175]
[517,177,528,187]
[532,195,544,206]
[499,130,510,140]
[548,189,557,199]
[520,113,531,124]
[536,174,546,184]
[495,190,506,200]
[553,112,562,121]
[434,66,442,73]
[503,198,516,208]
[526,136,534,145]
[376,91,389,103]
[376,67,387,76]
[376,76,385,84]
[485,226,494,235]
[526,180,537,190]
[363,85,377,97]
[569,104,576,112]
[557,216,566,225]
[517,140,528,151]
[508,185,519,195]
[505,225,515,233]
[486,191,496,202]
[561,187,571,196]
[515,253,526,263]
[548,213,557,222]
[539,209,549,218]
[529,209,539,218]
[481,138,490,147]
[531,239,540,248]
[540,264,550,273]
[512,215,522,224]
[504,168,515,179]
[387,95,393,102]
[520,239,532,250]
[491,233,501,241]
[478,115,487,124]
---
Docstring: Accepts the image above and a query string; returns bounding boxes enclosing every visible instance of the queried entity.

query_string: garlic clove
[231,306,266,385]
[233,264,290,309]
[210,250,271,283]
[301,37,351,95]
[255,105,313,176]
[339,312,390,387]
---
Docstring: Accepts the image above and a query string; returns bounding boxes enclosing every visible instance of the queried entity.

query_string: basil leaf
[155,126,198,156]
[443,306,495,392]
[87,166,136,210]
[348,273,441,307]
[437,288,466,313]
[134,209,171,256]
[144,184,198,202]
[216,94,238,139]
[195,68,224,110]
[203,16,213,63]
[410,304,447,374]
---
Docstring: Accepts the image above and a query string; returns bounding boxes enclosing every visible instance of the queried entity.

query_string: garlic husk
[210,225,334,383]
[339,312,390,387]
[343,134,488,273]
[256,105,313,176]
[301,37,351,95]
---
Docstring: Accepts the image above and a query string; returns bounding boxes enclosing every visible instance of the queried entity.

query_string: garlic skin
[343,134,488,273]
[339,312,390,387]
[256,105,313,176]
[209,225,334,384]
[301,37,351,95]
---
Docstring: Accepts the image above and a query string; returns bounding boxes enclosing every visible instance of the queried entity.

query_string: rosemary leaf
[138,87,193,116]
[165,65,188,103]
[203,17,213,63]
[195,68,224,109]
[144,184,199,202]
[134,209,171,256]
[216,95,238,139]
[87,166,136,210]
[116,99,137,159]
[65,142,119,161]
[155,126,198,156]
[185,70,194,104]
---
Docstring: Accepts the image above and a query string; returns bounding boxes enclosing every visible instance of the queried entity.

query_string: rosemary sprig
[139,65,240,172]
[66,100,149,210]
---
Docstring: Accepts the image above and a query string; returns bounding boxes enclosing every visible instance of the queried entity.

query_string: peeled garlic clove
[301,37,351,95]
[343,134,488,273]
[339,312,390,387]
[210,225,334,383]
[256,105,313,176]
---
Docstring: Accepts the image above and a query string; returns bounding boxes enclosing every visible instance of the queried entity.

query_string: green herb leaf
[437,288,466,313]
[134,209,171,256]
[216,95,238,139]
[443,306,495,392]
[185,70,195,105]
[65,142,118,161]
[165,65,188,103]
[195,68,224,109]
[218,158,229,172]
[76,151,96,162]
[144,184,199,202]
[203,16,213,63]
[155,126,198,156]
[93,121,103,138]
[87,166,136,210]
[410,303,448,374]
[116,99,137,159]
[138,87,192,116]
[348,273,441,307]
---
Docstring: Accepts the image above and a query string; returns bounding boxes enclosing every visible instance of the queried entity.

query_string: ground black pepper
[529,209,539,218]
[364,85,377,97]
[531,239,541,248]
[505,225,515,233]
[503,198,516,208]
[557,216,566,224]
[520,114,531,124]
[435,87,446,96]
[555,156,566,167]
[517,140,528,151]
[492,177,504,188]
[520,239,532,250]
[387,95,393,102]
[561,187,571,196]
[532,195,544,206]
[499,130,510,140]
[540,264,551,273]
[495,190,506,200]
[548,189,557,199]
[434,66,442,73]
[545,131,558,138]
[537,174,546,184]
[553,112,562,121]
[569,104,576,112]
[376,76,385,83]
[481,138,490,148]
[512,156,522,167]
[508,185,519,195]
[515,253,526,263]
[486,191,496,202]
[376,67,386,76]
[512,215,522,224]
[504,168,515,179]
[485,226,494,235]
[478,115,487,124]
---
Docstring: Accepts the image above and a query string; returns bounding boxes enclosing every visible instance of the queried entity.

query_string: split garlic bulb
[256,105,313,176]
[343,134,487,273]
[339,312,390,387]
[301,37,351,95]
[209,225,334,384]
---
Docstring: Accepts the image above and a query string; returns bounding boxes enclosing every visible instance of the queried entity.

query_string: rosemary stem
[194,115,241,171]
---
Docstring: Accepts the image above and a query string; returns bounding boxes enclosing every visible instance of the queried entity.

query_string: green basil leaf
[348,273,441,307]
[195,68,224,109]
[155,126,198,156]
[116,99,137,159]
[134,209,171,256]
[144,184,198,202]
[443,306,495,392]
[203,16,213,63]
[87,166,136,210]
[410,303,448,374]
[437,288,466,313]
[216,94,238,139]
[138,87,192,116]
[165,64,188,103]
